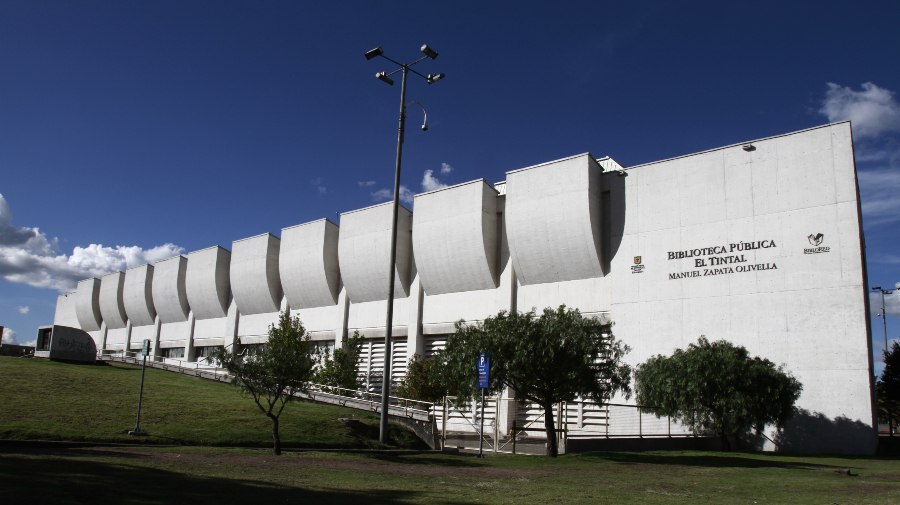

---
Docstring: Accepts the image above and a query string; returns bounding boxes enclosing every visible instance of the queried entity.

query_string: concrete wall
[608,122,874,454]
[281,219,341,309]
[413,180,500,295]
[339,202,412,303]
[231,233,283,316]
[49,120,875,453]
[75,278,103,332]
[99,272,128,329]
[53,293,80,328]
[152,255,192,353]
[152,256,191,323]
[186,246,231,320]
[123,264,156,326]
[506,153,605,286]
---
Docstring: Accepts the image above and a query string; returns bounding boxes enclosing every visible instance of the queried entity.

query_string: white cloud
[2,327,19,345]
[422,169,449,192]
[311,177,326,194]
[358,181,376,187]
[371,167,454,207]
[370,185,413,206]
[857,168,900,227]
[819,82,900,139]
[17,306,29,314]
[0,193,184,293]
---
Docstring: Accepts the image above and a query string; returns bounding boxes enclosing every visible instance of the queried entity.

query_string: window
[195,346,223,361]
[314,341,335,361]
[163,347,184,359]
[37,328,52,350]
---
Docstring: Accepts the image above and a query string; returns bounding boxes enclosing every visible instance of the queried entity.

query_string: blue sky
[1,1,898,375]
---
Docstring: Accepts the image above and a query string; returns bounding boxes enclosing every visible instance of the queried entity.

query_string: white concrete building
[49,121,876,453]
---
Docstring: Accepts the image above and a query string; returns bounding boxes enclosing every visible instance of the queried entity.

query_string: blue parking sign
[477,353,490,388]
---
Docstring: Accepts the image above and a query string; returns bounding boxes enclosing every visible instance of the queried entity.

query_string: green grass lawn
[3,357,899,504]
[1,445,899,504]
[0,357,425,449]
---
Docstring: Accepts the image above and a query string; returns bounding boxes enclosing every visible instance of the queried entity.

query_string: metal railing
[97,349,434,420]
[434,397,695,454]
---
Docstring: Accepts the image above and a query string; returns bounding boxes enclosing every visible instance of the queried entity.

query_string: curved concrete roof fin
[413,179,499,295]
[280,219,341,309]
[505,153,605,285]
[123,264,156,326]
[339,202,411,303]
[152,255,191,323]
[185,246,231,320]
[231,233,283,315]
[99,271,128,329]
[74,278,103,331]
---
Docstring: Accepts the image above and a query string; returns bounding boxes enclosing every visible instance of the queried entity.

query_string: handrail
[97,350,434,416]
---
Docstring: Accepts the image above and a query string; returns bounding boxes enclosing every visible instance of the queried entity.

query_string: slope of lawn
[0,357,426,449]
[1,446,899,504]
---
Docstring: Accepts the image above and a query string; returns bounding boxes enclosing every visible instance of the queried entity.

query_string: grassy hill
[0,357,427,449]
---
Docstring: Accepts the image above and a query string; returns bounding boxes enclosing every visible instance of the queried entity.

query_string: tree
[440,306,632,457]
[314,330,365,396]
[876,342,900,428]
[395,354,449,403]
[209,310,318,455]
[635,336,803,451]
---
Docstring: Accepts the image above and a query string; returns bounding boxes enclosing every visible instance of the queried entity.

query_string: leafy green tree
[441,306,632,457]
[395,354,449,403]
[876,342,900,428]
[635,337,803,451]
[209,311,318,455]
[314,330,365,395]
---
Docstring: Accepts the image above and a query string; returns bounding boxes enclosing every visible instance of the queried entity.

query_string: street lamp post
[365,45,445,444]
[873,285,895,437]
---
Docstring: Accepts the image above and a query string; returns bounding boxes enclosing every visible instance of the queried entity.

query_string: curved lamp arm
[406,101,428,131]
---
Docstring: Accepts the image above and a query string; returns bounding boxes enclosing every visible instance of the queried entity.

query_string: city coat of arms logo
[634,256,642,264]
[808,233,824,246]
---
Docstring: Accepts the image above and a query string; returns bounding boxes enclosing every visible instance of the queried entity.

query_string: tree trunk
[544,403,558,458]
[718,431,731,452]
[271,415,281,455]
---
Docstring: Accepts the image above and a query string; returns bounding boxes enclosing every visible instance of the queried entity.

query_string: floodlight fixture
[376,72,394,85]
[365,47,384,60]
[420,44,438,59]
[427,73,445,84]
[873,286,882,290]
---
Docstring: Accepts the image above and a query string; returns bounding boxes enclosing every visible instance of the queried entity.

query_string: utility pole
[364,44,445,444]
[873,286,895,437]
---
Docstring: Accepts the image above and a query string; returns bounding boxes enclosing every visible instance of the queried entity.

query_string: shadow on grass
[0,451,468,505]
[356,453,491,469]
[573,451,868,470]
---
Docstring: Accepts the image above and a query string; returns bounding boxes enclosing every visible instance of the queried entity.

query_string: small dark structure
[0,344,34,357]
[33,325,97,362]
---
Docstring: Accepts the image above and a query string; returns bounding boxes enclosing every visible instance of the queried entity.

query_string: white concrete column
[97,322,108,354]
[407,275,425,363]
[184,311,196,362]
[150,316,162,359]
[122,320,133,356]
[225,296,241,351]
[334,285,350,350]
